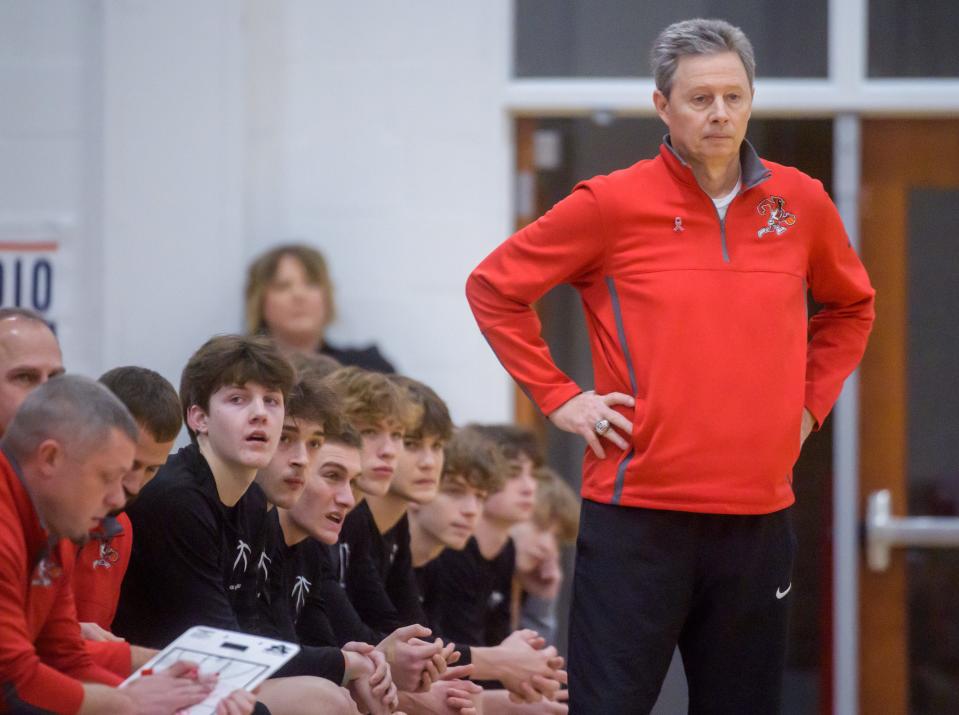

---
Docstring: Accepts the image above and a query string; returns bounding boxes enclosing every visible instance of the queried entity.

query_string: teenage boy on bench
[250,369,397,714]
[113,335,366,715]
[427,425,542,649]
[336,377,566,705]
[410,427,567,713]
[322,368,454,688]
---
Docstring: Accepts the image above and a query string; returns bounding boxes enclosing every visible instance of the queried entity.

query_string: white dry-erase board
[121,626,300,714]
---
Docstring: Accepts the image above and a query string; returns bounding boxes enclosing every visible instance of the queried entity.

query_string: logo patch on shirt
[31,557,62,587]
[92,542,119,570]
[756,196,797,238]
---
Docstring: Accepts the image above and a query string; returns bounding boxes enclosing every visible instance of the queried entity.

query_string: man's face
[187,382,285,471]
[256,416,325,509]
[287,441,360,544]
[262,254,328,344]
[409,475,485,551]
[115,425,175,513]
[390,432,445,505]
[653,51,752,168]
[0,319,64,434]
[40,427,134,541]
[482,453,537,526]
[356,420,404,498]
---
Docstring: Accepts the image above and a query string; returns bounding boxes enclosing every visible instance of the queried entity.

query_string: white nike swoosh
[776,583,792,599]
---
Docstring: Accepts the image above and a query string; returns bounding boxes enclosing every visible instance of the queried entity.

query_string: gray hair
[651,18,756,97]
[2,374,138,460]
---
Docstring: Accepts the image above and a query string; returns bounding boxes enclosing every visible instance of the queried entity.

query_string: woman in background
[245,244,395,372]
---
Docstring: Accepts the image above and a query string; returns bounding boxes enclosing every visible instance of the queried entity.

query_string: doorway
[858,119,959,715]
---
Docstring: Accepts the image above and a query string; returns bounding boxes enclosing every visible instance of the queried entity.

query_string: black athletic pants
[568,500,796,715]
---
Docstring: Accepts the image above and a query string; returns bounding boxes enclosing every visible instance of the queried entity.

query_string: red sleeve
[804,182,876,424]
[34,555,123,687]
[85,639,133,680]
[466,182,608,415]
[0,542,86,714]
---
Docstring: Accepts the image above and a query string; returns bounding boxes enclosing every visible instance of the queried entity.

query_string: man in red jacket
[0,375,218,713]
[466,18,875,714]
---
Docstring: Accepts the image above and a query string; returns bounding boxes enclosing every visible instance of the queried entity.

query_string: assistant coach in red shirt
[0,376,215,714]
[467,18,874,714]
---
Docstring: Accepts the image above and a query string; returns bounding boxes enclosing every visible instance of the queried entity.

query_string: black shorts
[568,500,796,715]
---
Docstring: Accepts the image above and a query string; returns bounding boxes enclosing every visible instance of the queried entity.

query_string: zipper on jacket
[713,203,731,263]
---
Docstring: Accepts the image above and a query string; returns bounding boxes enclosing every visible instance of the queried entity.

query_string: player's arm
[345,535,404,635]
[425,550,486,648]
[305,553,384,647]
[480,687,569,714]
[469,631,565,704]
[384,532,430,627]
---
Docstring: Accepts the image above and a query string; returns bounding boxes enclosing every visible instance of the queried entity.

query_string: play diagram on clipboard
[122,626,299,713]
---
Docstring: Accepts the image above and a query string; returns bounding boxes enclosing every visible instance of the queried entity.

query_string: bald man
[0,307,63,435]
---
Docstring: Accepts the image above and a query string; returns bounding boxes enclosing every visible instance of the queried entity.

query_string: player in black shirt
[426,425,541,648]
[406,427,567,712]
[114,335,360,715]
[275,426,484,714]
[250,369,397,713]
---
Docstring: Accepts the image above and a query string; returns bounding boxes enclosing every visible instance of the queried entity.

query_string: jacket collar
[660,134,771,191]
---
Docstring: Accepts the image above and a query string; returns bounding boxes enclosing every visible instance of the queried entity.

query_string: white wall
[265,0,515,424]
[0,0,516,424]
[0,0,100,372]
[98,0,249,386]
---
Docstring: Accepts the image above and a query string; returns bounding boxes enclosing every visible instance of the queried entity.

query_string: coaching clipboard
[121,626,299,713]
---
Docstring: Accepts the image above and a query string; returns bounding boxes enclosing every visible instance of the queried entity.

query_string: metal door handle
[866,489,959,571]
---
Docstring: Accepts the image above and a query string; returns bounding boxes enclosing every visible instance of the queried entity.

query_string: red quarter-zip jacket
[73,513,134,677]
[466,139,875,514]
[0,450,122,714]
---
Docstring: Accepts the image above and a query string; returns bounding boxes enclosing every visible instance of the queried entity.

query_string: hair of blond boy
[244,244,336,335]
[324,366,420,432]
[531,466,580,544]
[390,375,453,442]
[466,423,544,468]
[179,334,295,442]
[441,427,508,496]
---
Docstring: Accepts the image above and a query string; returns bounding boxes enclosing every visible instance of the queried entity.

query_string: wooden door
[859,119,959,714]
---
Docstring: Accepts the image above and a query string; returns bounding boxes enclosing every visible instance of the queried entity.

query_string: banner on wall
[0,220,71,334]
